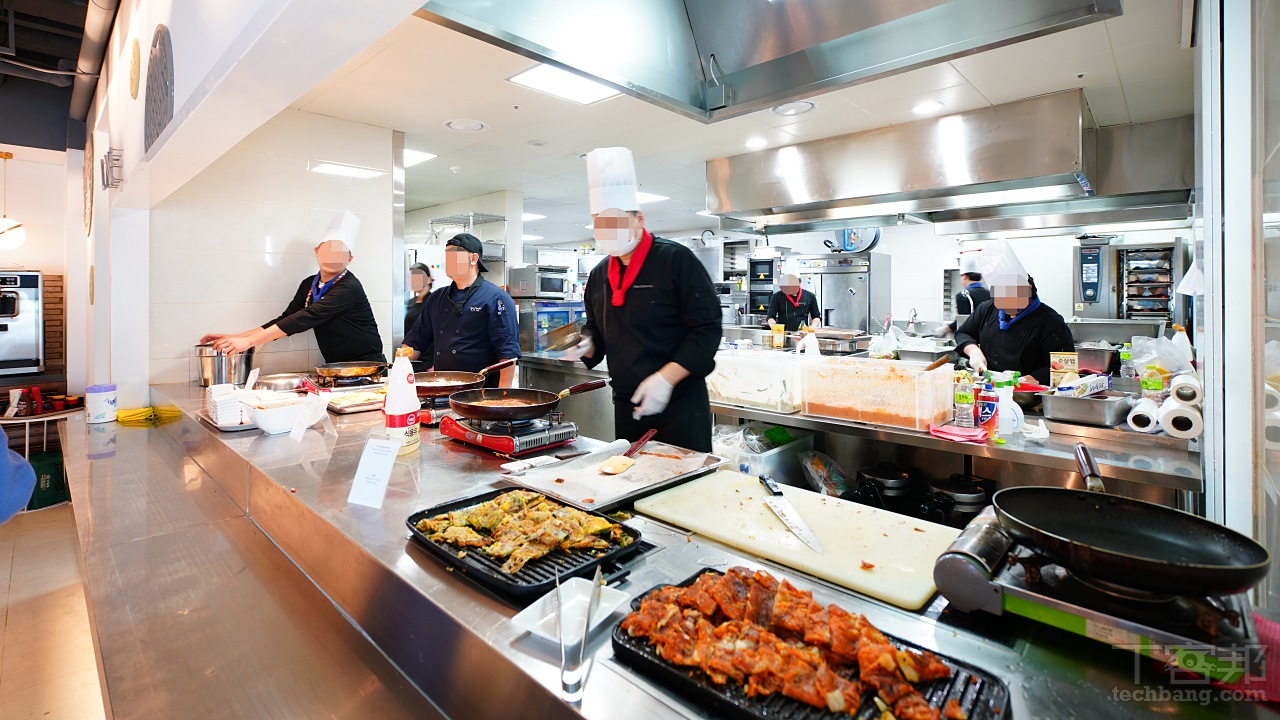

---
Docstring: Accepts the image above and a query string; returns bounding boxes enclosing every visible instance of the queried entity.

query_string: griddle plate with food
[612,569,1011,720]
[406,489,642,601]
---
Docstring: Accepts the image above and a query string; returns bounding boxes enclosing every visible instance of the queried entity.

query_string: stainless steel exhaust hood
[417,0,1121,123]
[707,90,1096,235]
[931,115,1194,240]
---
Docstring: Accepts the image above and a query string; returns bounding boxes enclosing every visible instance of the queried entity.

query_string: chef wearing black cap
[401,233,520,387]
[562,147,722,452]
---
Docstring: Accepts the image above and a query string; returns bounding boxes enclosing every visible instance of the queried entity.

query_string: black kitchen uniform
[954,299,1074,383]
[582,234,722,452]
[402,277,521,388]
[949,282,992,332]
[765,289,822,331]
[265,272,384,363]
[404,295,428,335]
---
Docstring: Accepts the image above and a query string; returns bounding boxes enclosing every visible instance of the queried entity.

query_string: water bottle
[1120,343,1137,379]
[953,380,975,428]
[1141,364,1164,402]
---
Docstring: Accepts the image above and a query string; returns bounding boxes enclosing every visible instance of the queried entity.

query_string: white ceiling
[291,0,1193,247]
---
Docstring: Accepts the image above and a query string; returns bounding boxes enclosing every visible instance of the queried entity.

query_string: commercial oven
[1073,238,1189,328]
[0,271,43,376]
[792,253,891,334]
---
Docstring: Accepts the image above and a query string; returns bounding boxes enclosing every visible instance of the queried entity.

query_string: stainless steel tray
[1038,390,1135,427]
[196,409,258,432]
[896,346,957,363]
[327,399,384,415]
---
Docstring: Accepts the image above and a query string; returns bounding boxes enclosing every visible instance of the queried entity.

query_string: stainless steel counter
[61,380,1272,719]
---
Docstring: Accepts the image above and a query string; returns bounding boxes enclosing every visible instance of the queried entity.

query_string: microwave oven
[509,265,571,299]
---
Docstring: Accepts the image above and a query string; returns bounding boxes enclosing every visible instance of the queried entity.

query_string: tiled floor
[0,505,106,720]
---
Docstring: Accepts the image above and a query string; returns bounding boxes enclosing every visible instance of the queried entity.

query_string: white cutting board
[634,471,960,611]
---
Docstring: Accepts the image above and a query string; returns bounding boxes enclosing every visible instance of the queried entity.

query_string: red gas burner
[437,415,578,456]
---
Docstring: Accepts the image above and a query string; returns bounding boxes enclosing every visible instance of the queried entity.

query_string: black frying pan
[449,380,607,421]
[992,443,1269,596]
[414,359,516,399]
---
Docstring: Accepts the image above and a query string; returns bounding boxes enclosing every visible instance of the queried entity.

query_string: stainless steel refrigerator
[792,253,891,334]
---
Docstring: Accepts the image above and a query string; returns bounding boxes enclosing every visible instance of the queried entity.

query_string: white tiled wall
[149,109,395,383]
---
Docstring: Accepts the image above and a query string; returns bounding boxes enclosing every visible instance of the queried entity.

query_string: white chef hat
[959,250,982,275]
[977,239,1028,289]
[320,211,361,252]
[586,147,639,214]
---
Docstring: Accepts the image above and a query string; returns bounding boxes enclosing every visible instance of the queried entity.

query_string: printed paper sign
[346,437,399,509]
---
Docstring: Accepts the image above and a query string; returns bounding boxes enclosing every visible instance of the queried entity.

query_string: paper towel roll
[1126,398,1161,433]
[1169,374,1203,407]
[1158,399,1204,439]
[1266,385,1280,413]
[1265,411,1280,451]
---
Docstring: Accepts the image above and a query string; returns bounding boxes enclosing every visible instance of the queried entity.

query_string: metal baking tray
[326,398,384,415]
[612,569,1011,720]
[405,489,643,601]
[1038,390,1136,427]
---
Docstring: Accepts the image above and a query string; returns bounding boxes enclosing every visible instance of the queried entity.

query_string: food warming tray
[405,489,643,601]
[612,569,1012,720]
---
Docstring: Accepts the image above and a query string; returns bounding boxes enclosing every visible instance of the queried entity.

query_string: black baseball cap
[446,233,489,273]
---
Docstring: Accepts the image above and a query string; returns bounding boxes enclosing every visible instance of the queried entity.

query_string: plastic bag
[1131,336,1194,376]
[867,326,905,359]
[799,450,854,498]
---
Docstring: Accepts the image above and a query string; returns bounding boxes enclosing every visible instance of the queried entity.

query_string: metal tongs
[554,566,603,702]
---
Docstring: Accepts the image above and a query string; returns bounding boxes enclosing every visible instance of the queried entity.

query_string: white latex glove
[967,347,988,374]
[560,336,594,361]
[929,324,952,338]
[630,372,674,420]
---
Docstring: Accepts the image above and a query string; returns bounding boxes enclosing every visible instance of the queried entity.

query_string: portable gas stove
[418,398,453,428]
[304,373,385,393]
[437,413,578,456]
[935,509,1265,683]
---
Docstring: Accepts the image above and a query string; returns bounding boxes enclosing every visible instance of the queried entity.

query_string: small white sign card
[346,437,399,509]
[289,393,329,442]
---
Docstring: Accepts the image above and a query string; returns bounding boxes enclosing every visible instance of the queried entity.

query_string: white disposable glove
[967,347,988,374]
[631,372,674,420]
[560,335,594,361]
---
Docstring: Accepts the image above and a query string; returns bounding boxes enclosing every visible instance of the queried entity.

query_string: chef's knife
[758,474,825,554]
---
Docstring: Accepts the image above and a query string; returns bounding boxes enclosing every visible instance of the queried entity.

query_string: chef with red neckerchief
[765,274,822,331]
[561,147,722,453]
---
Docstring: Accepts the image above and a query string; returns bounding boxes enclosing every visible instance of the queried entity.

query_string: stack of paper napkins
[206,384,249,425]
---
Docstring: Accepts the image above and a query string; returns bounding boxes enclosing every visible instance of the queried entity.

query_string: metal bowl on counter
[252,373,309,392]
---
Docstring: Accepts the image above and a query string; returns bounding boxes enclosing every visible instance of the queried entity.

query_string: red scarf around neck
[608,230,654,306]
[786,290,802,308]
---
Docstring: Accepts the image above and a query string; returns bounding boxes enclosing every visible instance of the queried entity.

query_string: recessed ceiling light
[770,100,817,117]
[509,64,621,105]
[522,213,546,221]
[527,139,549,147]
[443,119,489,132]
[745,137,767,149]
[912,100,944,115]
[584,224,594,230]
[403,149,437,167]
[309,162,384,179]
[636,192,669,204]
[522,234,544,241]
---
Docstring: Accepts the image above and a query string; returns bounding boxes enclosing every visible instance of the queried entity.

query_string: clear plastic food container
[801,356,954,430]
[707,349,802,413]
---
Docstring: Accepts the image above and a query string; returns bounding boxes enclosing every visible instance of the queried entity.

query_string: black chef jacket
[402,277,521,388]
[405,296,427,335]
[265,272,384,363]
[582,237,722,452]
[955,299,1074,383]
[949,283,992,331]
[765,289,821,331]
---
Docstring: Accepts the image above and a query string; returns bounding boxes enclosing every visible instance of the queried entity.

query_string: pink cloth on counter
[927,424,989,444]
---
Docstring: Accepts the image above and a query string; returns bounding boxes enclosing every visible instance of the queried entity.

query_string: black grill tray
[612,569,1011,720]
[406,489,642,602]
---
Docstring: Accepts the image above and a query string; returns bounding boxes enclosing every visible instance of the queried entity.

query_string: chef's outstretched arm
[203,277,308,354]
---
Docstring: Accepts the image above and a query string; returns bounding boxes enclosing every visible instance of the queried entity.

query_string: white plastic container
[712,430,814,486]
[249,401,308,435]
[85,384,117,424]
[383,351,420,454]
[707,349,802,413]
[801,356,953,430]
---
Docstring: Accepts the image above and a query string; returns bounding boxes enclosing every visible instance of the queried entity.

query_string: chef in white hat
[954,240,1073,384]
[945,250,992,333]
[562,147,722,452]
[201,210,385,363]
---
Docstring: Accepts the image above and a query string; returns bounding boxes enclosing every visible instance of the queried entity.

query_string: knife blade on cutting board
[633,471,960,611]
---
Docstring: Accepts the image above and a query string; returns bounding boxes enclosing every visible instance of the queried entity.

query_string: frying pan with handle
[316,360,388,378]
[992,442,1269,596]
[414,359,516,399]
[449,380,607,422]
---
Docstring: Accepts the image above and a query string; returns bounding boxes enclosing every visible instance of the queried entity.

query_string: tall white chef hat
[959,250,982,275]
[586,147,639,215]
[977,239,1028,290]
[320,211,361,252]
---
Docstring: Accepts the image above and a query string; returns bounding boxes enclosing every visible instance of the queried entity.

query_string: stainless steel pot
[195,344,255,387]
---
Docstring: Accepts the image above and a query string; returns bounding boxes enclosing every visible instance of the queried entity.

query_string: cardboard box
[1055,373,1112,398]
[1050,352,1079,387]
